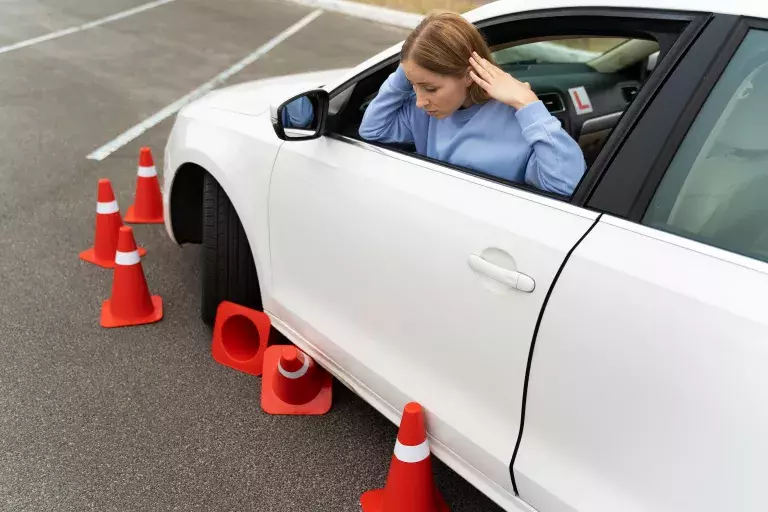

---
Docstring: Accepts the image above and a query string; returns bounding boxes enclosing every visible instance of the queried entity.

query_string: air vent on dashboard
[621,85,639,103]
[538,92,565,113]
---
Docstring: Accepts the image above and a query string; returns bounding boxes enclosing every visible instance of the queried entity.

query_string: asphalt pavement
[0,1,503,510]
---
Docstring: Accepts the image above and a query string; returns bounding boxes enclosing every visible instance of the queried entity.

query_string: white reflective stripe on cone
[96,200,119,214]
[394,439,430,463]
[137,165,157,177]
[278,354,310,379]
[115,250,140,266]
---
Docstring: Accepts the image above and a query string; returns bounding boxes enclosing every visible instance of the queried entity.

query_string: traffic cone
[125,147,163,224]
[211,301,271,376]
[260,345,332,415]
[80,179,146,268]
[100,226,163,327]
[360,402,450,512]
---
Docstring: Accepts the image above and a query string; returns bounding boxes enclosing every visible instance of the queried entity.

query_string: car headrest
[712,60,768,152]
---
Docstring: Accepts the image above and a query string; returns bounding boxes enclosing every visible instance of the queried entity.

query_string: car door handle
[467,254,535,293]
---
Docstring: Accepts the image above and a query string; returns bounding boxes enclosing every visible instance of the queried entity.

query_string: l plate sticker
[568,86,593,115]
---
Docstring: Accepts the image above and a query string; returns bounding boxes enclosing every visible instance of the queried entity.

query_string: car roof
[464,0,768,23]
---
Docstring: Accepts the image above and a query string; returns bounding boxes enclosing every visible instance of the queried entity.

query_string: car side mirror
[271,89,329,141]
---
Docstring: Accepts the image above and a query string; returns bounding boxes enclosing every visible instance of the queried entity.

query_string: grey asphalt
[0,1,503,511]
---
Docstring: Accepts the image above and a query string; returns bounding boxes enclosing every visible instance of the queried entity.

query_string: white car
[162,0,768,510]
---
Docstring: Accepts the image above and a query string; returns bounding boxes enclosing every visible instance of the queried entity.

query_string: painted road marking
[86,9,323,161]
[0,0,178,56]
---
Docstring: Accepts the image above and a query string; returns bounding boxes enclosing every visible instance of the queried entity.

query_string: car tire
[201,172,262,326]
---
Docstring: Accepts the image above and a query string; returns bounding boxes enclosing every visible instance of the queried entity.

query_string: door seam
[509,213,602,495]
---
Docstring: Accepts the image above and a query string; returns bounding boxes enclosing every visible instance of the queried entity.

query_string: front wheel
[200,172,262,326]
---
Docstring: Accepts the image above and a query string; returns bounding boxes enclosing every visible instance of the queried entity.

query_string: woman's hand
[469,52,539,110]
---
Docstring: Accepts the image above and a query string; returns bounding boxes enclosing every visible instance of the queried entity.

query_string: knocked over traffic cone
[360,402,450,512]
[211,301,271,376]
[80,179,146,268]
[125,147,163,224]
[261,345,332,415]
[100,226,163,327]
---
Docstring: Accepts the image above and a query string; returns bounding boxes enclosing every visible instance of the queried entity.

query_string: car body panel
[516,215,768,512]
[162,106,281,309]
[267,315,539,512]
[463,0,767,24]
[193,68,350,117]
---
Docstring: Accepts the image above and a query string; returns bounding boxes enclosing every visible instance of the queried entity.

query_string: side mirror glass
[271,89,329,141]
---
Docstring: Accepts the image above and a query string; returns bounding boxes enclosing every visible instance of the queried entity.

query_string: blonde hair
[401,10,494,105]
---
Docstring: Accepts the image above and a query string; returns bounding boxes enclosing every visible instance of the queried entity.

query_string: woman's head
[401,10,494,119]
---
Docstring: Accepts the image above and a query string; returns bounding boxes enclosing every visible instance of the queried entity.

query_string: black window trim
[322,6,711,204]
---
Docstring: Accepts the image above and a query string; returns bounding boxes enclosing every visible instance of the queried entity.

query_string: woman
[358,11,586,196]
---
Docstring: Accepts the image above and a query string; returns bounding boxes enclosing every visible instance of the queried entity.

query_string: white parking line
[86,9,323,161]
[286,0,420,28]
[0,0,178,56]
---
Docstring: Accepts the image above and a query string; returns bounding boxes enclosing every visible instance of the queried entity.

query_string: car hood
[190,68,351,116]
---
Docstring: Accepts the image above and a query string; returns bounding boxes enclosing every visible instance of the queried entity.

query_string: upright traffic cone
[360,402,450,512]
[260,345,332,415]
[211,301,271,376]
[80,179,146,268]
[100,226,163,327]
[125,147,163,224]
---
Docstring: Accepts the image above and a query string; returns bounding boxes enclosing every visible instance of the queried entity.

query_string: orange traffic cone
[260,345,332,415]
[211,301,271,376]
[360,402,450,512]
[125,147,163,224]
[100,226,163,327]
[80,179,146,268]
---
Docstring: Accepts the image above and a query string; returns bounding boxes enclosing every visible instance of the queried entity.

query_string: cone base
[80,246,147,268]
[360,487,450,512]
[100,295,163,328]
[125,204,163,224]
[260,345,332,415]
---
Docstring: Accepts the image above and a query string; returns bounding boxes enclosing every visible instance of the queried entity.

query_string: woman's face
[402,60,472,120]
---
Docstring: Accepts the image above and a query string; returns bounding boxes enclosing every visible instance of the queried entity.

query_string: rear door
[514,16,768,512]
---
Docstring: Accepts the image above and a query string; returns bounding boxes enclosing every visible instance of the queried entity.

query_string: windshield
[493,37,630,66]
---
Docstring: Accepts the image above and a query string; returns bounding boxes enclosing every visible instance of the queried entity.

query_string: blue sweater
[358,65,586,195]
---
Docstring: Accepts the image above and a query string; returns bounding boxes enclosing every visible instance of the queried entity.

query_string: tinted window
[643,30,768,263]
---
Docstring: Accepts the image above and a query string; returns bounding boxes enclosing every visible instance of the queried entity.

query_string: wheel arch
[169,162,206,245]
[165,114,279,314]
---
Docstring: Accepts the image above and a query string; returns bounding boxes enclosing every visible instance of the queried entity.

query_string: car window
[330,16,686,201]
[642,29,768,263]
[490,35,660,169]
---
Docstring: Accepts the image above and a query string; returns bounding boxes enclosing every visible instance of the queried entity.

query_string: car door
[267,7,700,505]
[269,130,597,495]
[513,16,768,512]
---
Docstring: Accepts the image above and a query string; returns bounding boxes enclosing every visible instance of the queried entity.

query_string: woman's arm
[469,52,586,195]
[282,96,314,128]
[516,101,586,195]
[359,65,418,143]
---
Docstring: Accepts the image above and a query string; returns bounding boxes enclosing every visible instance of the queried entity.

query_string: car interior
[327,34,661,174]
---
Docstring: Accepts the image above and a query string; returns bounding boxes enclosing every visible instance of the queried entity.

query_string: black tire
[201,172,262,326]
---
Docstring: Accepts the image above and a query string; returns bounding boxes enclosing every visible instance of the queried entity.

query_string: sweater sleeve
[515,101,586,196]
[358,65,417,144]
[282,96,314,128]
